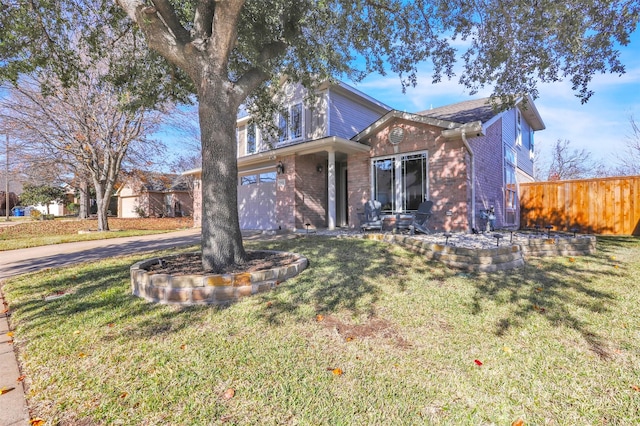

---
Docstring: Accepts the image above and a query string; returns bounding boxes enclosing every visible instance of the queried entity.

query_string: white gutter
[441,121,483,231]
[461,129,476,231]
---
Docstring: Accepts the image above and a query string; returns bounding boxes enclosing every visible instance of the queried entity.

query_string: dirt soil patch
[320,315,411,349]
[146,251,299,275]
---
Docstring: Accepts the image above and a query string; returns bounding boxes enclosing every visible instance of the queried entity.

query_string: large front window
[372,152,428,213]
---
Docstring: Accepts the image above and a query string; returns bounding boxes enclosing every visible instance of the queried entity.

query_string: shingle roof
[133,173,190,192]
[418,97,501,124]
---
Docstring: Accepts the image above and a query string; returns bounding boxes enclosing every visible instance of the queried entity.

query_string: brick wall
[275,155,296,230]
[294,154,327,229]
[348,118,470,232]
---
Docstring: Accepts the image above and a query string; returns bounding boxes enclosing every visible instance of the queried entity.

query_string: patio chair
[358,200,383,232]
[409,200,434,234]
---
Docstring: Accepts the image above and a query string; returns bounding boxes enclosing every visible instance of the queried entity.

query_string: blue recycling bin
[11,206,24,216]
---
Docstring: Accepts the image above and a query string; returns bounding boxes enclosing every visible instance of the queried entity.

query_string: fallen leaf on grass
[316,314,324,322]
[345,336,354,342]
[512,419,525,426]
[73,330,81,335]
[631,385,640,392]
[6,331,14,338]
[16,375,26,383]
[331,368,343,376]
[535,287,543,292]
[0,387,15,395]
[222,388,235,400]
[119,392,128,399]
[569,257,576,262]
[107,323,115,328]
[503,346,513,354]
[265,301,273,308]
[474,359,483,366]
[533,304,546,313]
[29,418,45,426]
[78,352,88,358]
[180,344,186,350]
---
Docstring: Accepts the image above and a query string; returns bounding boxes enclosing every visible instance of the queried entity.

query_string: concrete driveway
[0,228,201,425]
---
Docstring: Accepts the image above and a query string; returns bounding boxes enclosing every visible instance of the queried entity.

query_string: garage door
[120,197,138,218]
[237,172,277,230]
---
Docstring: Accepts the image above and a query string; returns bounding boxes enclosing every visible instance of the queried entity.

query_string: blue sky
[345,31,640,169]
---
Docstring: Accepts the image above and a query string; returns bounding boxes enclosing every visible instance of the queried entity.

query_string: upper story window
[516,109,522,146]
[247,122,257,154]
[529,129,535,159]
[278,102,303,143]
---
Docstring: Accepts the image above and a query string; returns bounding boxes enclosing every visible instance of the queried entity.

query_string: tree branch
[233,40,287,102]
[150,0,190,43]
[116,0,189,69]
[209,0,245,73]
[193,0,215,40]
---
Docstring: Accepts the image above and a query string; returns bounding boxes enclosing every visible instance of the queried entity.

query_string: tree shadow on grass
[4,237,423,341]
[3,258,202,341]
[468,238,636,359]
[246,236,422,324]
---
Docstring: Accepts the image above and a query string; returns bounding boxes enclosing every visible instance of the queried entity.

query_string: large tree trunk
[78,180,90,219]
[198,81,247,271]
[93,181,110,231]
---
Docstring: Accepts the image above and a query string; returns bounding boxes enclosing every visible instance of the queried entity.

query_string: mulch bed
[146,251,298,275]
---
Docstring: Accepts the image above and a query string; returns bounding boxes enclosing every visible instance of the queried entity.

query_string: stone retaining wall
[518,236,597,257]
[362,233,596,272]
[131,250,308,305]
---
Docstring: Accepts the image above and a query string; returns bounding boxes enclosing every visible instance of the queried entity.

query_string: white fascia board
[352,110,461,142]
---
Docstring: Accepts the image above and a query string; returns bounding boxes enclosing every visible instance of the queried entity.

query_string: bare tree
[0,72,169,230]
[616,116,640,175]
[546,139,607,181]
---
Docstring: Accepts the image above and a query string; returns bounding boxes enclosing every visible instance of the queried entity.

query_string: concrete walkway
[0,228,201,426]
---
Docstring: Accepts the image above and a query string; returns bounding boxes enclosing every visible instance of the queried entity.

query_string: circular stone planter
[131,250,308,305]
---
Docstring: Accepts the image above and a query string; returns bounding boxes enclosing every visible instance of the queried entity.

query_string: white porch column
[327,150,336,230]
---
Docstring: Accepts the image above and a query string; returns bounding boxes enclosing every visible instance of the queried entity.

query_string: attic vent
[388,127,404,145]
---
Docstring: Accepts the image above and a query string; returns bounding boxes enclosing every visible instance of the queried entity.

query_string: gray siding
[501,108,534,178]
[517,118,534,177]
[328,90,384,139]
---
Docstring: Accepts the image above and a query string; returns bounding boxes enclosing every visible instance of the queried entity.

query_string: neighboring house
[117,172,194,218]
[30,187,77,216]
[187,81,544,232]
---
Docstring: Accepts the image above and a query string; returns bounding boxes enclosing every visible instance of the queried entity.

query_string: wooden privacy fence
[520,175,640,236]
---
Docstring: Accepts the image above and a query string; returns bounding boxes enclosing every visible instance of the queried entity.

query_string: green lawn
[0,217,192,251]
[3,236,640,425]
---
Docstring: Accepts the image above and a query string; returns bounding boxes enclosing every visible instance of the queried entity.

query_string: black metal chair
[409,200,434,234]
[358,200,383,232]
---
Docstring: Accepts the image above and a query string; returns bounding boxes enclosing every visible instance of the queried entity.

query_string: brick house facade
[187,83,544,232]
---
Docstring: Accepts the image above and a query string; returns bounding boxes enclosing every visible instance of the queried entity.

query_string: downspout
[460,129,476,231]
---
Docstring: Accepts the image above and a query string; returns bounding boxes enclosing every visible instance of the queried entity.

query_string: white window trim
[515,109,522,147]
[277,101,304,144]
[370,150,429,214]
[246,122,258,155]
